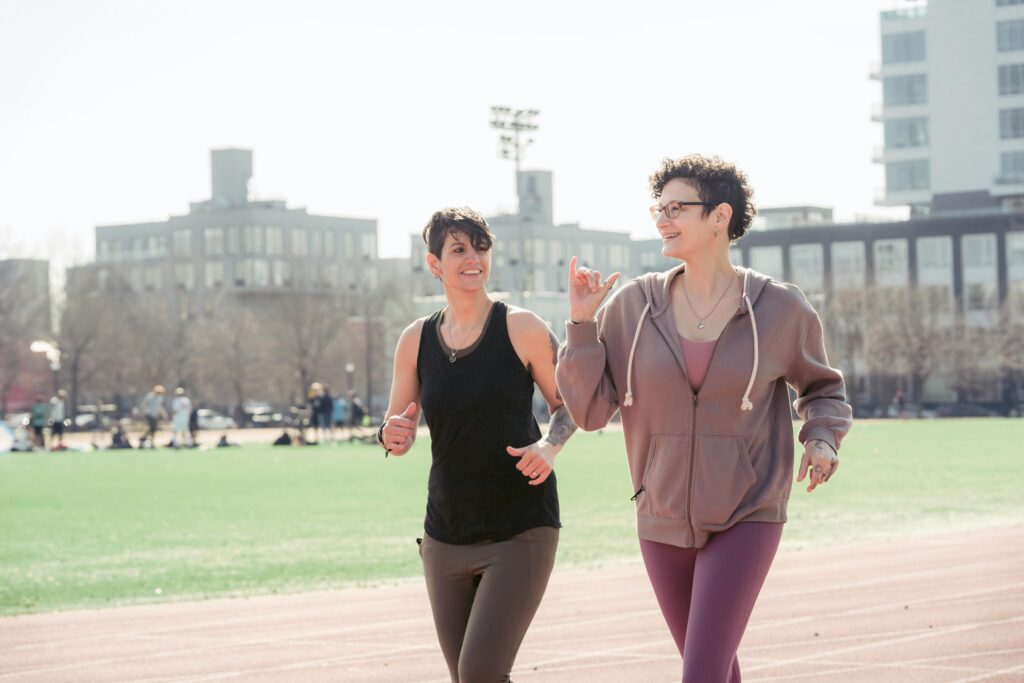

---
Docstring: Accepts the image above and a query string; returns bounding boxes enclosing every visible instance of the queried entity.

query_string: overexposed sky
[0,0,909,269]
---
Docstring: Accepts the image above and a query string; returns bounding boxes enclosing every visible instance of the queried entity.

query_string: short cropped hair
[648,155,757,242]
[422,207,494,259]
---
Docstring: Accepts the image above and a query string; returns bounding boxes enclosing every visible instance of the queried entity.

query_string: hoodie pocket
[691,436,757,527]
[635,435,691,520]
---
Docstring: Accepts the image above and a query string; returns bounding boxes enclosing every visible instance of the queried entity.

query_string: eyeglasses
[649,200,713,220]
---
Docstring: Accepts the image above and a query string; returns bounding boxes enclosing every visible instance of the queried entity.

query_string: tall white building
[874,0,1024,211]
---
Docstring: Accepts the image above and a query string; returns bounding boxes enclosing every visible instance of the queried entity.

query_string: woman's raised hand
[567,255,620,323]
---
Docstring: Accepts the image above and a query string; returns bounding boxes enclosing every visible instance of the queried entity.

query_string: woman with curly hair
[556,155,852,681]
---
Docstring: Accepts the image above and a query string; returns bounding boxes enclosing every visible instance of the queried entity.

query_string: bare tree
[866,284,952,413]
[823,288,869,410]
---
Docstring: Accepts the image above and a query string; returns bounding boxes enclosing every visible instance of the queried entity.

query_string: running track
[1,525,1022,682]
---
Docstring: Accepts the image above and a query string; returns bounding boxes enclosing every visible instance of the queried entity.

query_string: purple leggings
[640,522,784,683]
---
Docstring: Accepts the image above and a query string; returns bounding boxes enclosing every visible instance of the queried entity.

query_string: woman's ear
[426,253,441,280]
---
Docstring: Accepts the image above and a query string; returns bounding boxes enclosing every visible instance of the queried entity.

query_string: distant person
[29,395,48,450]
[272,429,292,447]
[189,404,200,443]
[170,387,193,448]
[556,155,852,681]
[216,433,239,448]
[333,393,348,437]
[110,424,133,449]
[892,388,906,418]
[379,207,578,682]
[139,385,167,448]
[48,390,67,450]
[347,392,366,441]
[319,384,336,444]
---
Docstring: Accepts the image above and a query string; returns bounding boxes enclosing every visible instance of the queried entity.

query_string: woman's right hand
[381,402,417,456]
[568,255,620,322]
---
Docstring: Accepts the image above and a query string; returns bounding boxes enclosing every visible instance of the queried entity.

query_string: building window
[1001,108,1024,139]
[884,117,929,148]
[241,225,263,254]
[143,266,162,291]
[1001,152,1024,182]
[252,260,269,286]
[550,240,564,263]
[883,74,927,106]
[885,160,930,191]
[999,64,1024,96]
[640,251,657,268]
[324,230,335,257]
[292,227,307,256]
[832,241,865,290]
[172,229,191,257]
[963,234,997,268]
[311,229,324,256]
[749,246,784,281]
[874,239,909,287]
[881,31,925,64]
[789,244,824,294]
[579,242,595,267]
[225,226,238,255]
[174,263,194,290]
[204,261,224,288]
[999,0,1024,5]
[966,283,997,311]
[507,239,521,262]
[266,226,283,255]
[272,259,292,287]
[148,235,166,256]
[361,233,376,258]
[998,20,1024,52]
[917,236,952,269]
[343,233,353,258]
[204,227,224,256]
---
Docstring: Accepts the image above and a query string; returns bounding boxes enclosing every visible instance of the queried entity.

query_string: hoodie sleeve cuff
[801,426,838,454]
[565,320,600,347]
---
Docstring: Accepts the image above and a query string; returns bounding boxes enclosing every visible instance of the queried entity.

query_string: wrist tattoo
[546,404,578,447]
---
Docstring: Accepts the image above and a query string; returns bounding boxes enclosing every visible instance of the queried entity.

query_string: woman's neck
[682,250,736,299]
[444,289,492,328]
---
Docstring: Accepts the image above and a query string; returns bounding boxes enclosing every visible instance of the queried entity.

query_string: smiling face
[426,230,492,291]
[655,178,730,261]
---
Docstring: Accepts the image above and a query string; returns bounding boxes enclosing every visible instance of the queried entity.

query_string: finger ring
[530,472,538,478]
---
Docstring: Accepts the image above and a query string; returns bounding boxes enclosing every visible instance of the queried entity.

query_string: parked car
[934,403,1000,418]
[242,401,286,427]
[196,409,237,430]
[73,413,113,431]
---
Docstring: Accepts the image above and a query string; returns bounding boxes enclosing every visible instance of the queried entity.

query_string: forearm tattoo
[547,405,578,447]
[545,330,578,447]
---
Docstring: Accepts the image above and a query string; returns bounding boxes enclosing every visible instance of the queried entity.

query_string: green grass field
[1,419,1022,616]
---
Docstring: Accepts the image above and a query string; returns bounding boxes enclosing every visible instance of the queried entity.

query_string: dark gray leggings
[420,526,559,683]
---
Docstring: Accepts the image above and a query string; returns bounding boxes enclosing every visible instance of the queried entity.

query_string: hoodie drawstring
[622,269,760,411]
[740,270,759,411]
[622,302,650,407]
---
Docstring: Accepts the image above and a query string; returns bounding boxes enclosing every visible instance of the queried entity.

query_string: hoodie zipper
[687,391,698,540]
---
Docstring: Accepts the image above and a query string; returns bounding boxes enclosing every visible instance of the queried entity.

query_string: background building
[874,0,1024,212]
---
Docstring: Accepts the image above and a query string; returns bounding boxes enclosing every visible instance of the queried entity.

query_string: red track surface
[2,526,1022,682]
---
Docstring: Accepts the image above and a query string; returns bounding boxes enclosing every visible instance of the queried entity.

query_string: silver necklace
[443,308,476,363]
[681,270,737,329]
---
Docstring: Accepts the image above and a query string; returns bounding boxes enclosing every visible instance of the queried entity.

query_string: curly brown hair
[648,155,756,242]
[422,207,494,259]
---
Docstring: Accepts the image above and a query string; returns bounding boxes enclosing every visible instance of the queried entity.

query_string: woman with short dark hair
[380,206,578,682]
[556,155,852,682]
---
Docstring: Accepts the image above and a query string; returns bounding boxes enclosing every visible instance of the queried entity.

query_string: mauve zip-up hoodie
[556,264,853,549]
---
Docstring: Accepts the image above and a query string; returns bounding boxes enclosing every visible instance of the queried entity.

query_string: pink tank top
[679,336,717,392]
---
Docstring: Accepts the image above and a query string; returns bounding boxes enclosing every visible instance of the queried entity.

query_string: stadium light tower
[490,106,540,178]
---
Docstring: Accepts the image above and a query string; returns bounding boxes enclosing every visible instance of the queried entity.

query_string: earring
[433,272,441,280]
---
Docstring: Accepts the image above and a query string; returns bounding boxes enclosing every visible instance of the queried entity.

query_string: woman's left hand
[507,441,558,485]
[797,439,839,493]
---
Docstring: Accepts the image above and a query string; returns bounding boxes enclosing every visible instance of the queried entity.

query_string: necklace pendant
[449,350,457,363]
[697,320,705,329]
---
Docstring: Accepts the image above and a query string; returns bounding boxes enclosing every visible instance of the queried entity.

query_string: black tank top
[417,301,560,544]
